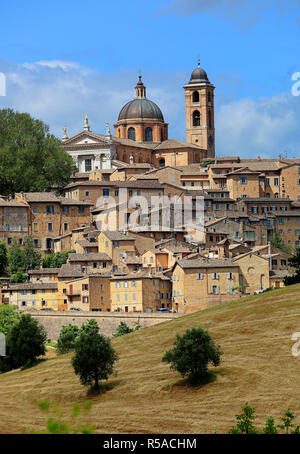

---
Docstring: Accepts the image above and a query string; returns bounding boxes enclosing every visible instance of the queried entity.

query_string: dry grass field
[0,284,300,434]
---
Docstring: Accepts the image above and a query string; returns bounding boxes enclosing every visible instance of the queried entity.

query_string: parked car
[69,307,82,311]
[157,308,172,313]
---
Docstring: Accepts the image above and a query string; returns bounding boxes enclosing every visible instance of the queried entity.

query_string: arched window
[159,158,165,167]
[145,127,153,142]
[193,110,200,127]
[128,127,136,141]
[192,91,199,103]
[208,91,212,104]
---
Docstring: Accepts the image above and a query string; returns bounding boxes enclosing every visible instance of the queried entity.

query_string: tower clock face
[208,135,213,147]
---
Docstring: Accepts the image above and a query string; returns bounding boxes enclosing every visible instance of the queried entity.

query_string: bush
[0,313,47,372]
[27,400,93,434]
[112,321,140,338]
[0,303,20,336]
[57,324,80,354]
[228,403,300,434]
[72,321,118,392]
[42,250,76,268]
[162,327,222,383]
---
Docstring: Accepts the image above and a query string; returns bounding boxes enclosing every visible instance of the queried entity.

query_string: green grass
[0,284,300,434]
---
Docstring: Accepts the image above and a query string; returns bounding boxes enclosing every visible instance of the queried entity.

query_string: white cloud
[216,93,300,158]
[0,60,185,141]
[0,59,299,159]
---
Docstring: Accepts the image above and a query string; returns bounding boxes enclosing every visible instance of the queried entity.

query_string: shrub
[113,321,140,338]
[0,313,47,372]
[57,324,80,354]
[27,400,93,434]
[162,327,222,383]
[229,403,300,434]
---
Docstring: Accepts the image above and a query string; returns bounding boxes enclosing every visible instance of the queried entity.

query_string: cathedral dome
[118,98,164,122]
[117,75,164,122]
[188,59,210,84]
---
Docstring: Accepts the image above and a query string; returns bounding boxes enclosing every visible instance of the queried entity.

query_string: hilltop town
[1,63,299,315]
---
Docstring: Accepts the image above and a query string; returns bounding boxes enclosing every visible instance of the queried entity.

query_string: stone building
[62,63,215,172]
[184,58,215,156]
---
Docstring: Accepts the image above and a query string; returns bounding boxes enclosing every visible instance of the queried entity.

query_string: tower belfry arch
[184,59,215,158]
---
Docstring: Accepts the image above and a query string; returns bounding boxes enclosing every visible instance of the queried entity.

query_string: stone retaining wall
[30,311,181,341]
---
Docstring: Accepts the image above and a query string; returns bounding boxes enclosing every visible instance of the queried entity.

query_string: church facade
[62,62,215,172]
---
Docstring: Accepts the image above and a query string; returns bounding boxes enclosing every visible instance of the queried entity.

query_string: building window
[48,223,53,232]
[64,223,68,231]
[62,206,69,214]
[240,177,247,184]
[192,110,200,127]
[33,206,38,214]
[212,285,220,295]
[145,127,153,142]
[18,208,22,216]
[197,273,203,280]
[78,206,84,213]
[5,224,10,232]
[18,224,22,232]
[85,159,92,172]
[103,188,109,197]
[212,273,219,280]
[46,205,54,214]
[274,178,279,186]
[128,127,136,141]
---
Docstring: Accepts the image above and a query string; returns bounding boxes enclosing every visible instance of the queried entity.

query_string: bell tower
[184,59,215,158]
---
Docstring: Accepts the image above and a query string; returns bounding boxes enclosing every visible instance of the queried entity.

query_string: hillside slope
[0,285,300,434]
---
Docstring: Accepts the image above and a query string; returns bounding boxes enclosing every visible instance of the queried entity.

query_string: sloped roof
[177,258,238,269]
[68,253,111,262]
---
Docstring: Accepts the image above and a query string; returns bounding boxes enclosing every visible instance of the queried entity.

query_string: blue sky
[0,0,300,157]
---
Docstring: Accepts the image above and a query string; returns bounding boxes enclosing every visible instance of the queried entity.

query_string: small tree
[22,236,41,272]
[79,319,99,336]
[57,324,80,354]
[112,321,140,338]
[270,231,292,254]
[1,313,47,371]
[0,241,8,276]
[72,323,118,393]
[42,250,75,268]
[229,403,259,434]
[284,248,300,286]
[0,303,20,336]
[10,271,27,283]
[162,327,222,383]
